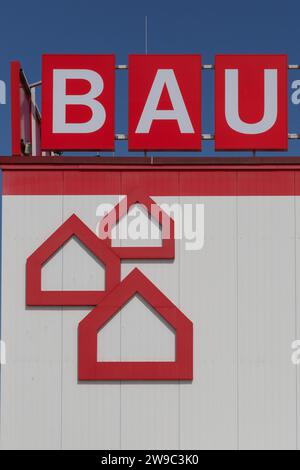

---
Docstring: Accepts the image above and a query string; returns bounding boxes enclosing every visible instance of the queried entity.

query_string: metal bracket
[0,80,6,104]
[115,134,299,141]
[288,133,300,139]
[29,80,42,88]
[29,63,300,88]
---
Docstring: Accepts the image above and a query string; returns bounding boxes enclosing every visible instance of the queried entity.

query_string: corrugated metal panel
[237,197,296,450]
[61,196,121,450]
[120,196,180,450]
[179,196,238,450]
[0,172,299,450]
[0,196,63,449]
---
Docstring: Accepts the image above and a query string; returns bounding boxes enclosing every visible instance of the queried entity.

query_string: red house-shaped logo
[78,269,193,381]
[26,214,121,306]
[99,189,175,260]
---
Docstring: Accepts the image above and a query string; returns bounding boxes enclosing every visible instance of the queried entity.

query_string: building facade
[0,158,299,450]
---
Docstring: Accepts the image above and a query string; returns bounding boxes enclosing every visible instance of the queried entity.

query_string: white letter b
[53,69,106,134]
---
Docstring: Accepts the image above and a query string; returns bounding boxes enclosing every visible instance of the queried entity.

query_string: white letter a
[136,69,194,134]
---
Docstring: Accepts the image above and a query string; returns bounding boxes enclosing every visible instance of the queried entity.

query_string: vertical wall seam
[294,171,299,450]
[178,171,181,450]
[0,173,3,448]
[236,171,240,450]
[60,172,64,450]
[120,171,122,450]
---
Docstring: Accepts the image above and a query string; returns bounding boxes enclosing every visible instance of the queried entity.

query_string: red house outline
[26,214,121,306]
[78,268,193,381]
[98,189,175,259]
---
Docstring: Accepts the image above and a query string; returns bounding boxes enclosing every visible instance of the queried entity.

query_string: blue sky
[0,0,300,156]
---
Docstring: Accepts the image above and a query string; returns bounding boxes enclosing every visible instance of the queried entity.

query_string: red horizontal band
[2,167,300,196]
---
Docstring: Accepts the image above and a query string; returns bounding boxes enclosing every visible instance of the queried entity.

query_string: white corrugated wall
[0,193,299,450]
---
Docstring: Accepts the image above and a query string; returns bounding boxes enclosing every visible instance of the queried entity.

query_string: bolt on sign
[37,53,289,153]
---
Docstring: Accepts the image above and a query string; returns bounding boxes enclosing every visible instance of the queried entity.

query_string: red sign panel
[215,55,288,151]
[128,55,202,151]
[42,54,115,151]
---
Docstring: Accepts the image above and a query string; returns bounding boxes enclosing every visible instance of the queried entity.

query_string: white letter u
[225,69,278,134]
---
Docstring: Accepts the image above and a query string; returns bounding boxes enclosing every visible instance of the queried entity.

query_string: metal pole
[145,16,148,55]
[29,80,42,88]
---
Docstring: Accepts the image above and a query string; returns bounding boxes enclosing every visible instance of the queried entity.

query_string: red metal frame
[26,214,121,306]
[3,156,300,167]
[10,62,22,156]
[10,63,51,157]
[99,189,175,259]
[78,268,193,381]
